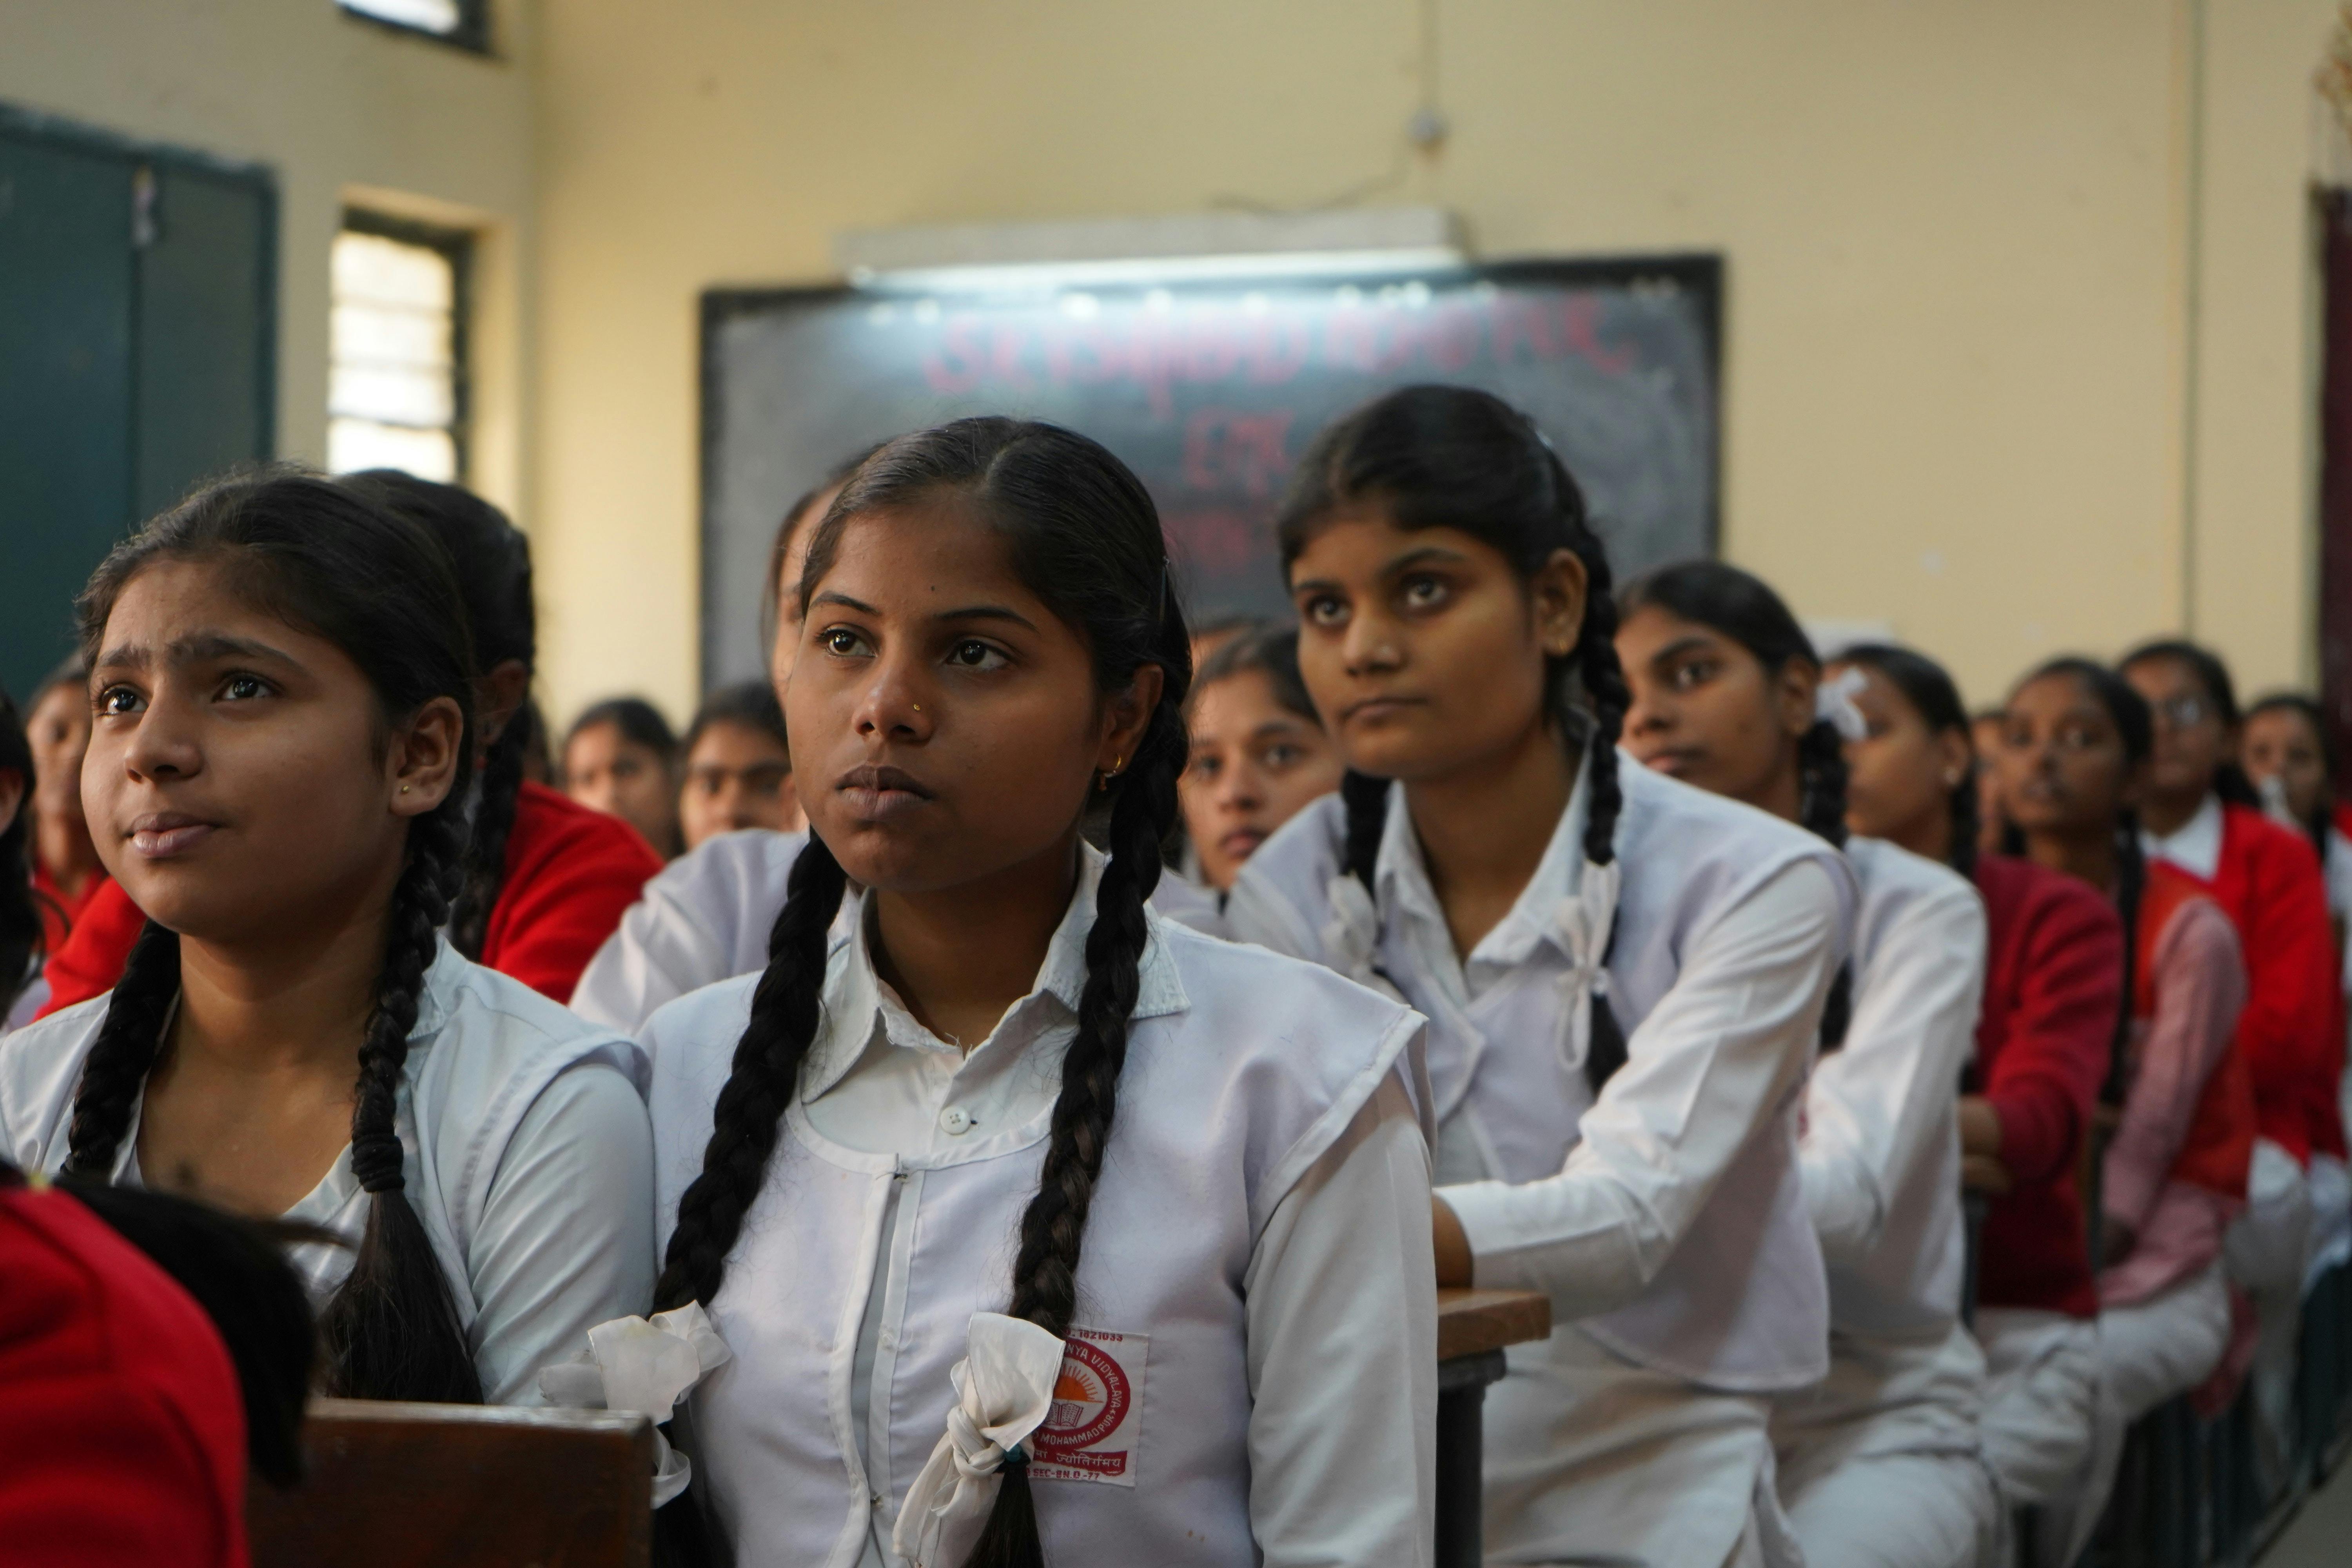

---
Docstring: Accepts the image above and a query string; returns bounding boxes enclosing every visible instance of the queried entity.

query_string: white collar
[802,844,1188,1101]
[2141,792,2225,882]
[1374,743,1596,975]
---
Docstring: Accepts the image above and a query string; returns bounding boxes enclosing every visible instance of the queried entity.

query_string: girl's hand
[1433,1196,1474,1287]
[1956,1094,2003,1158]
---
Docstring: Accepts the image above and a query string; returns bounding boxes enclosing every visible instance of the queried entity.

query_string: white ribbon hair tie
[539,1303,732,1507]
[892,1313,1067,1568]
[1814,665,1870,743]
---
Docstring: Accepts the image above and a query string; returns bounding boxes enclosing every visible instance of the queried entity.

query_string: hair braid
[63,919,184,1175]
[963,702,1183,1568]
[318,806,483,1403]
[1949,764,1982,881]
[2105,811,2145,1110]
[447,714,526,959]
[654,835,849,1312]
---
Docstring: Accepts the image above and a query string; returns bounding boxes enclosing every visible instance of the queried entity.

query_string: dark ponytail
[1618,560,1851,1047]
[341,471,536,960]
[1280,386,1632,1091]
[1837,643,1980,878]
[64,468,486,1404]
[653,421,1191,1568]
[0,689,44,1014]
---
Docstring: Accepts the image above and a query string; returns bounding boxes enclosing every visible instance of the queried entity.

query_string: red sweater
[0,1181,249,1568]
[31,864,108,960]
[38,782,660,1014]
[2165,805,2344,1164]
[1971,854,2122,1318]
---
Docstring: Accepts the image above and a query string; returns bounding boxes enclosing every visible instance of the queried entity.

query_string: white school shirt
[639,848,1437,1568]
[2141,793,2225,881]
[0,941,656,1404]
[1227,750,1855,1390]
[574,826,1225,1031]
[1802,837,1986,1337]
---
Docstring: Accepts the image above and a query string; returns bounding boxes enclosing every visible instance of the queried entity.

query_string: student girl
[0,691,45,1029]
[626,418,1434,1565]
[2120,640,2343,1483]
[38,474,665,1013]
[1165,624,1343,931]
[0,470,655,1405]
[1227,387,1851,1568]
[566,695,685,858]
[24,658,107,954]
[677,682,799,848]
[1610,574,1994,1568]
[1995,659,2254,1544]
[568,452,874,1033]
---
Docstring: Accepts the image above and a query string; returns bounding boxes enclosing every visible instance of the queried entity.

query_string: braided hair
[652,419,1191,1568]
[1837,642,1981,879]
[1619,561,1852,1047]
[342,471,535,962]
[1274,386,1633,1089]
[0,688,43,1015]
[62,468,486,1403]
[2013,658,2154,1110]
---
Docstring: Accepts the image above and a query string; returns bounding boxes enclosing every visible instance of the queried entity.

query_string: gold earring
[913,703,922,713]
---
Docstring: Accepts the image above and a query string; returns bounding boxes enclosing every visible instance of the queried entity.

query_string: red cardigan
[2171,805,2345,1165]
[0,1181,249,1568]
[1971,854,2123,1319]
[38,782,660,1013]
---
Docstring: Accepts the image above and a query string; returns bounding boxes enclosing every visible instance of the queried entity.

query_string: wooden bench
[1436,1287,1552,1568]
[247,1397,655,1568]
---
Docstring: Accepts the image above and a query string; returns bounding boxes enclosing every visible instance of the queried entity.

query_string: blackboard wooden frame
[699,252,1722,693]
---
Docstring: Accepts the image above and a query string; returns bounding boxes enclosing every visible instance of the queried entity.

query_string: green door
[0,106,273,705]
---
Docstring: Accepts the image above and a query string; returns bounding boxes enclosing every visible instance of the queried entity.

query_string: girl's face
[679,719,797,850]
[1287,510,1584,784]
[2243,707,2329,821]
[1836,662,1970,852]
[1994,672,2138,836]
[1616,605,1813,812]
[2122,655,2230,804]
[563,720,677,853]
[1180,670,1344,890]
[27,680,92,836]
[788,499,1159,895]
[81,558,464,947]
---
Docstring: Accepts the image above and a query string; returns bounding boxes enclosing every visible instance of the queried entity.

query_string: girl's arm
[2101,900,2246,1243]
[1438,858,1840,1321]
[1245,1073,1436,1568]
[464,1061,657,1403]
[1802,880,1987,1267]
[1980,887,2120,1185]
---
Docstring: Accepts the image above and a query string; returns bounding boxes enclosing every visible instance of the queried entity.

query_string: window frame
[335,0,491,56]
[332,207,474,484]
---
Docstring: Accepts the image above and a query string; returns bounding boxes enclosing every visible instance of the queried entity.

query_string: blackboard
[700,255,1720,690]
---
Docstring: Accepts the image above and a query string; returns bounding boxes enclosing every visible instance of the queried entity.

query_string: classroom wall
[530,0,2345,724]
[0,0,538,519]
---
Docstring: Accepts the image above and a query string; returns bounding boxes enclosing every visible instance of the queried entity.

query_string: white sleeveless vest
[1230,754,1853,1390]
[644,916,1424,1568]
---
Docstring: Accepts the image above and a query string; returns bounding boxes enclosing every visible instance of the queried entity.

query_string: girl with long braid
[1612,568,1993,1568]
[0,470,655,1405]
[625,419,1433,1565]
[1993,659,2255,1553]
[36,473,664,1014]
[1227,387,1851,1568]
[1833,643,1982,877]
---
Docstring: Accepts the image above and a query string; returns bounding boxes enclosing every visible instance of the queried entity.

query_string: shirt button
[939,1105,974,1136]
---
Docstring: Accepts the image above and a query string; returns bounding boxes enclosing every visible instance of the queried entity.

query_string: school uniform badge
[1028,1326,1147,1486]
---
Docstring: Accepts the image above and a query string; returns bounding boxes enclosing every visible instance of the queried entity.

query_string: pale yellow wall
[0,0,538,518]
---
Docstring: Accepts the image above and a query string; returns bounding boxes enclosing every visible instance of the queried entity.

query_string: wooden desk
[248,1397,655,1568]
[1437,1287,1552,1568]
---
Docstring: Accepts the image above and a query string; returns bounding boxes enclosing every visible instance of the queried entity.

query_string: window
[328,212,468,483]
[338,0,489,52]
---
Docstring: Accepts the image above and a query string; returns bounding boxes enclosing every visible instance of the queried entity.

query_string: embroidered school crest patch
[1028,1326,1147,1486]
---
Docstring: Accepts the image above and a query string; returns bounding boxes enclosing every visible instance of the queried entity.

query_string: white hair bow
[1815,665,1869,742]
[539,1303,733,1506]
[893,1313,1068,1568]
